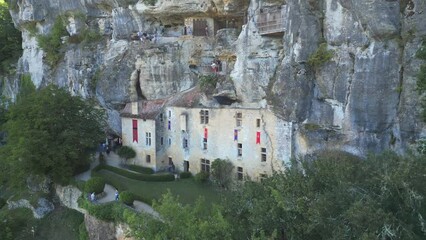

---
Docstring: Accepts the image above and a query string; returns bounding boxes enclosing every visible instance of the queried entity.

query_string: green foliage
[0,197,5,209]
[16,74,35,103]
[180,172,192,179]
[194,171,210,183]
[0,208,35,240]
[223,151,426,239]
[134,190,232,240]
[119,190,135,206]
[37,17,67,67]
[117,146,136,163]
[23,22,38,36]
[89,68,102,92]
[3,85,105,184]
[127,164,154,174]
[92,164,175,182]
[199,74,218,91]
[84,177,105,194]
[211,158,234,188]
[78,222,89,240]
[0,1,22,74]
[307,43,334,68]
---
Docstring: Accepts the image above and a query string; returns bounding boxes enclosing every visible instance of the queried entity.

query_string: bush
[211,159,234,188]
[79,222,89,240]
[0,197,5,209]
[73,162,91,176]
[307,43,334,68]
[127,164,154,174]
[117,146,136,163]
[92,164,175,182]
[180,172,192,179]
[37,17,67,66]
[84,177,105,194]
[199,74,218,91]
[119,191,135,206]
[194,172,210,183]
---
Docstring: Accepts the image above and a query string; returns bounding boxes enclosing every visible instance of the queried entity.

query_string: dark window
[159,113,163,122]
[237,143,242,157]
[183,138,188,148]
[237,167,243,180]
[146,132,152,146]
[201,158,210,173]
[146,155,151,163]
[203,138,208,150]
[236,112,242,127]
[256,119,261,128]
[261,148,266,162]
[200,110,209,124]
[160,137,164,145]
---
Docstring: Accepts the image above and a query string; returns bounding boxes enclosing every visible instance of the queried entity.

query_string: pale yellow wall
[122,107,293,179]
[121,118,159,170]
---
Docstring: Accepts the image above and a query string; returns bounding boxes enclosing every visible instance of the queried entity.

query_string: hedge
[180,172,192,179]
[84,177,105,194]
[194,172,210,183]
[92,164,175,182]
[127,164,154,174]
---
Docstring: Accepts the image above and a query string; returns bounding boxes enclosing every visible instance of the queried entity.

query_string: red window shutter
[204,128,208,139]
[256,131,260,144]
[132,119,138,143]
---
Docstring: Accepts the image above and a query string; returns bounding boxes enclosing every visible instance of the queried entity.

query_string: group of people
[211,59,221,73]
[137,31,158,43]
[89,189,120,203]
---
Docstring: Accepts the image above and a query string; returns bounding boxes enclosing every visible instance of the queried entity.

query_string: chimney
[131,102,138,115]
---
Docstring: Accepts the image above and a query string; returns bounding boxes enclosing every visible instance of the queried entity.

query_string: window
[168,137,172,146]
[256,118,261,128]
[237,143,242,157]
[201,159,210,173]
[159,113,163,122]
[146,132,152,146]
[200,110,209,124]
[237,167,243,181]
[261,148,266,162]
[132,119,138,142]
[236,112,242,127]
[183,138,188,148]
[168,110,171,119]
[203,138,208,150]
[160,137,164,145]
[146,155,151,163]
[259,173,268,181]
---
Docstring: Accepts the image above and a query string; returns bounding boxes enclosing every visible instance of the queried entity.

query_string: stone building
[121,89,293,180]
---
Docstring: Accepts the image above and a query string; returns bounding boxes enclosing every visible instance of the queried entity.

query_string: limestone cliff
[2,0,425,157]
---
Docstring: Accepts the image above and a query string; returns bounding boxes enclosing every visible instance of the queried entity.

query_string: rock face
[85,214,134,240]
[7,198,55,219]
[1,0,425,156]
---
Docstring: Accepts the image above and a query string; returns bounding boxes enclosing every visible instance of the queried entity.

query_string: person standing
[115,189,119,201]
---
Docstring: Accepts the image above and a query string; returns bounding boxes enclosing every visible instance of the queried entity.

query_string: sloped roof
[121,99,166,119]
[121,88,204,119]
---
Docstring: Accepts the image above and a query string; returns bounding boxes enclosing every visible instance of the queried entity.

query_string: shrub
[127,164,154,174]
[194,172,210,183]
[199,74,218,91]
[92,164,175,182]
[79,222,89,240]
[180,172,192,179]
[211,159,234,188]
[307,43,334,68]
[73,162,91,176]
[0,197,5,209]
[117,146,136,163]
[37,17,67,66]
[119,191,135,206]
[84,177,105,194]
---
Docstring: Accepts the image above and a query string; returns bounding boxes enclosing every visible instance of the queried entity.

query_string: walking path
[74,152,160,218]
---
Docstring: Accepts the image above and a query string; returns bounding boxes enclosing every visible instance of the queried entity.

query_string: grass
[34,207,84,240]
[97,170,224,205]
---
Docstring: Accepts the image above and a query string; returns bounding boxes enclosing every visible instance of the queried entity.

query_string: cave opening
[135,70,146,100]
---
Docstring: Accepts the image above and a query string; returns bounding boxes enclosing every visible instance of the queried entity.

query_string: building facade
[121,100,293,180]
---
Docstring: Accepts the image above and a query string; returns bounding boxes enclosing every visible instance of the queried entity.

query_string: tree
[211,158,234,188]
[0,0,22,73]
[117,146,136,164]
[132,190,232,240]
[223,151,426,239]
[3,85,105,184]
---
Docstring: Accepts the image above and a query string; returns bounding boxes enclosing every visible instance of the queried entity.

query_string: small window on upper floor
[168,110,172,119]
[256,118,261,128]
[237,143,242,157]
[146,132,152,146]
[168,137,172,146]
[160,137,164,145]
[146,154,151,163]
[200,110,209,124]
[159,113,164,122]
[236,112,242,127]
[183,138,188,149]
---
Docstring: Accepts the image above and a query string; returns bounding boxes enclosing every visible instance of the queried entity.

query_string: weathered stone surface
[55,184,84,212]
[7,198,54,219]
[85,214,116,240]
[2,0,425,158]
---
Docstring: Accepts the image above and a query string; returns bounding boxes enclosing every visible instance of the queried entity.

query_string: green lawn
[97,170,225,205]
